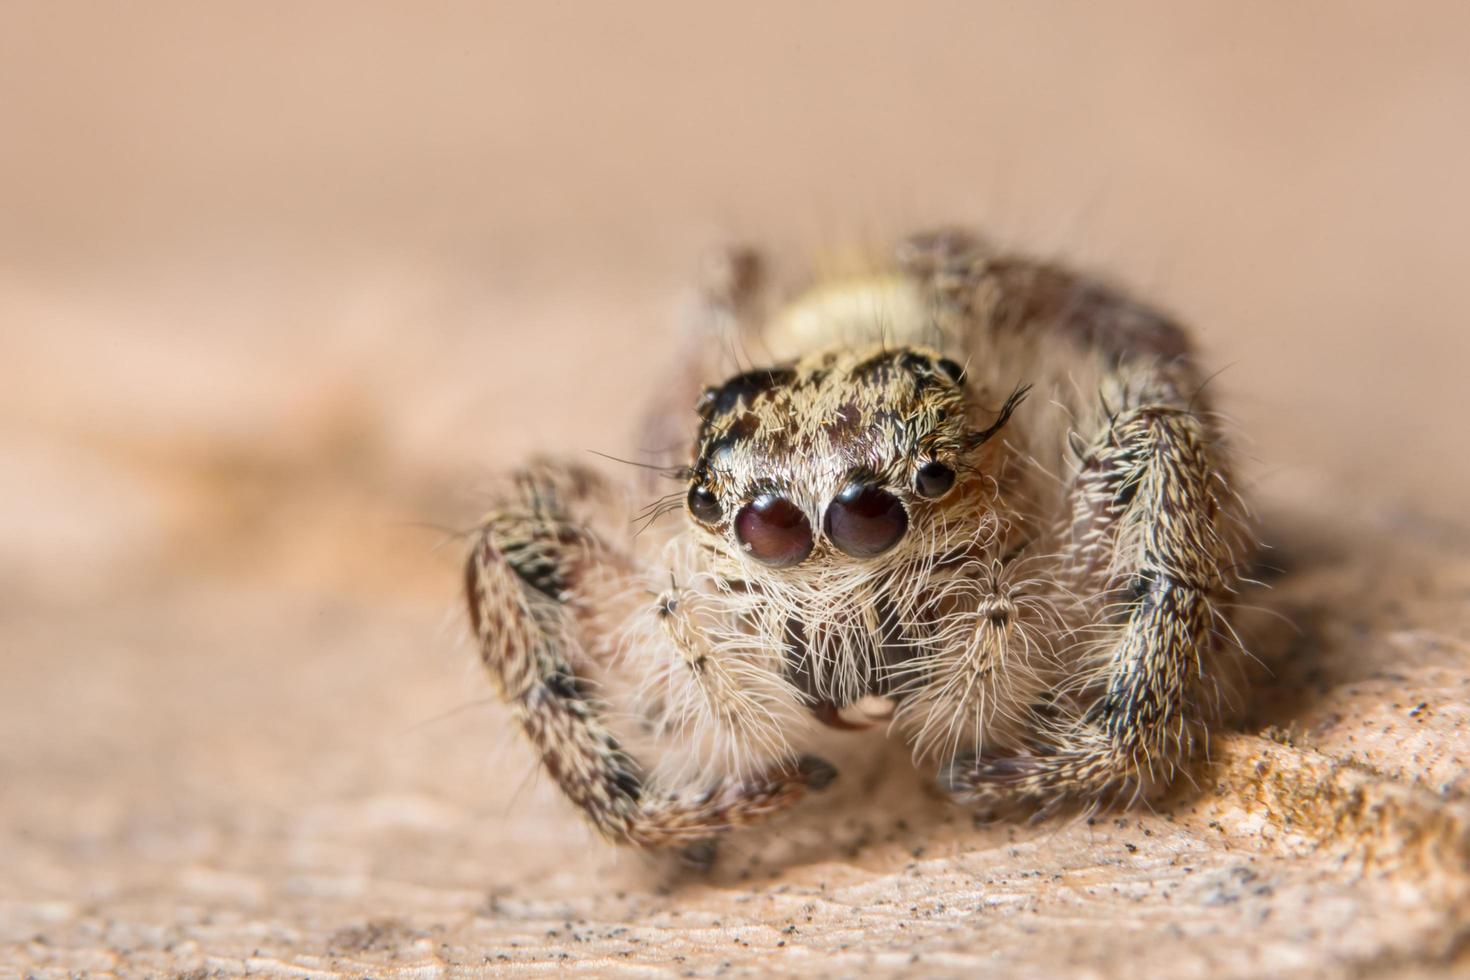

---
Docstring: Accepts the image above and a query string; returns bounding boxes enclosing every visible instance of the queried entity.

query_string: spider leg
[945,384,1241,809]
[635,243,770,485]
[900,231,1246,810]
[465,462,832,852]
[894,227,994,312]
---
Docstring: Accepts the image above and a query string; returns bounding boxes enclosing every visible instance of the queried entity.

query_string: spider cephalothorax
[686,346,1016,559]
[682,344,1032,723]
[464,229,1249,859]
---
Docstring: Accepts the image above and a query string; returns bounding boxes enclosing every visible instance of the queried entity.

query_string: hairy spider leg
[465,463,834,857]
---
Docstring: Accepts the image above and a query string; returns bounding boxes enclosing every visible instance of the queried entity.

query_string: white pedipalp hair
[609,534,811,785]
[714,473,1010,711]
[888,550,1068,763]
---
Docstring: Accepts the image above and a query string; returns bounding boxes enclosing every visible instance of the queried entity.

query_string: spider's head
[683,345,1026,574]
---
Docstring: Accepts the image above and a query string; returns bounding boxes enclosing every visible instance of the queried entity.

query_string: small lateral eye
[735,495,813,567]
[825,482,908,558]
[936,357,966,385]
[687,485,722,524]
[914,461,957,499]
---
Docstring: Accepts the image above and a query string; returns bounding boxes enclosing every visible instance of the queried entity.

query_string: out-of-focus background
[4,4,1470,976]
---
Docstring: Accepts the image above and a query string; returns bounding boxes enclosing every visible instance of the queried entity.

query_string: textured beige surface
[5,496,1470,978]
[3,3,1470,977]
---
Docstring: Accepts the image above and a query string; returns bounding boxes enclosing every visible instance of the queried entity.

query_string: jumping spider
[464,229,1249,859]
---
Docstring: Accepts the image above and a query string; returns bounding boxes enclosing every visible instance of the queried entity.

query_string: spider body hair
[464,229,1250,854]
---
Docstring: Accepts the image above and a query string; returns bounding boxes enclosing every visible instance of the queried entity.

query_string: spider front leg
[636,244,770,482]
[946,384,1243,810]
[465,462,832,856]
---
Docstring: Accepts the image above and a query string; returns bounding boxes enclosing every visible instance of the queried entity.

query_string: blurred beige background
[3,3,1470,976]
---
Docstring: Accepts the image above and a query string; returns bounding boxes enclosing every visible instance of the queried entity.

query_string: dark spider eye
[687,485,722,524]
[936,357,966,385]
[735,495,813,567]
[825,482,908,558]
[914,461,956,499]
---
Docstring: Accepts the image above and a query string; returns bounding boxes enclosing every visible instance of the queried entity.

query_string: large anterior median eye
[735,494,814,567]
[824,482,908,558]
